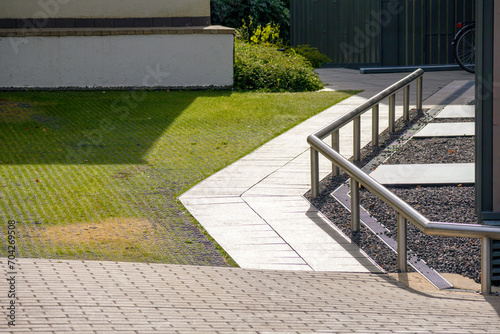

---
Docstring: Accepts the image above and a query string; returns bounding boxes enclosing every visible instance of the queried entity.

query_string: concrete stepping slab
[414,122,475,137]
[369,163,474,185]
[435,105,475,118]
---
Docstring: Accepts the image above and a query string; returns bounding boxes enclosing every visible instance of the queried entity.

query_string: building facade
[0,0,234,88]
[291,0,475,68]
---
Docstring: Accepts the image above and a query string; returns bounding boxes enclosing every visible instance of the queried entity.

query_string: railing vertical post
[481,237,492,294]
[372,104,379,146]
[403,85,410,121]
[332,131,340,176]
[416,77,423,110]
[350,178,360,232]
[389,94,396,133]
[311,148,320,198]
[352,115,361,233]
[397,213,408,272]
[353,116,361,162]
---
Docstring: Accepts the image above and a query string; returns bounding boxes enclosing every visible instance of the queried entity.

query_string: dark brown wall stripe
[0,17,211,29]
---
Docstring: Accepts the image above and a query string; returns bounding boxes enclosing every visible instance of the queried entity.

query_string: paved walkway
[180,68,475,272]
[2,258,500,333]
[5,69,498,334]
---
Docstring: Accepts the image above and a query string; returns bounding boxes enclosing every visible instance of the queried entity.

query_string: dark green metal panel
[380,0,399,66]
[291,0,475,66]
[476,0,495,219]
[291,0,381,66]
[382,0,475,66]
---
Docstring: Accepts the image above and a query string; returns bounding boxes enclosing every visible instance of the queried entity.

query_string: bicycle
[452,22,475,73]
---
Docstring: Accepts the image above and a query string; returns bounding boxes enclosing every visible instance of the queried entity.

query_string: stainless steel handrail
[308,70,500,294]
[312,69,423,140]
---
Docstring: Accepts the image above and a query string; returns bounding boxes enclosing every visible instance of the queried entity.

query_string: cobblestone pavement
[1,258,499,333]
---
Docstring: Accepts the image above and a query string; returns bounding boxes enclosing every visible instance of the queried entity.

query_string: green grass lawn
[0,89,356,265]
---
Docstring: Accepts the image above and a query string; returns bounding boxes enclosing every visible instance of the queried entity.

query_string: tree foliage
[211,0,290,41]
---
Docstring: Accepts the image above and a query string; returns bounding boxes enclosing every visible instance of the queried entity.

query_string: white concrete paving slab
[435,105,475,118]
[180,69,476,273]
[414,122,475,137]
[450,84,475,104]
[369,163,475,185]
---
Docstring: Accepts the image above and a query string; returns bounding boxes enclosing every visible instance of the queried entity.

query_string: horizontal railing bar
[307,134,500,240]
[313,69,424,140]
[424,222,500,239]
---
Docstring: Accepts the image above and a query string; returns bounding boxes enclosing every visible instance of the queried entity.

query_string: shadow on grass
[0,90,230,165]
[0,89,353,266]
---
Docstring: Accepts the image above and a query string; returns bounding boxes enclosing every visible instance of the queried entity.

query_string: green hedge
[292,45,332,68]
[234,41,324,92]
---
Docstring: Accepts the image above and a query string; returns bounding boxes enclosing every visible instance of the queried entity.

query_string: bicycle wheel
[455,27,475,73]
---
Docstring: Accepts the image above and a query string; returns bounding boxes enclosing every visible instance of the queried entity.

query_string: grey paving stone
[435,105,475,118]
[369,163,475,185]
[414,122,475,137]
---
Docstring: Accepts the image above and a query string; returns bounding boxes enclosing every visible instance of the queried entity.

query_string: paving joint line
[239,195,314,271]
[239,146,313,198]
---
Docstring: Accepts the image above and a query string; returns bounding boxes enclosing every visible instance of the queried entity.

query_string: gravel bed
[305,108,428,192]
[360,185,480,282]
[386,137,475,164]
[306,107,481,282]
[431,117,475,123]
[309,185,402,273]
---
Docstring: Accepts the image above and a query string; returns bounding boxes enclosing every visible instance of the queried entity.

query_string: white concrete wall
[0,33,234,88]
[0,0,209,18]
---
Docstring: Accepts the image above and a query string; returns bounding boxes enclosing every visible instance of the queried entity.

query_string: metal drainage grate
[492,240,500,286]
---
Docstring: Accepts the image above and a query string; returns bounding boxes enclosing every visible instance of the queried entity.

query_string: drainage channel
[332,185,453,290]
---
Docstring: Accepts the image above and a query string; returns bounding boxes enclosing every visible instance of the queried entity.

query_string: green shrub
[234,41,324,92]
[236,17,284,46]
[291,45,332,68]
[211,0,290,42]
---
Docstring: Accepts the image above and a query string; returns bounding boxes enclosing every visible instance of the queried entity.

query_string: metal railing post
[332,131,340,176]
[481,237,492,294]
[353,116,361,162]
[397,213,408,272]
[350,178,360,232]
[352,116,361,161]
[372,105,379,146]
[311,148,320,197]
[416,77,423,110]
[389,94,396,133]
[403,85,410,121]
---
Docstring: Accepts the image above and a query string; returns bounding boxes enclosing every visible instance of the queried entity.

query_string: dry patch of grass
[40,217,152,244]
[20,218,166,261]
[0,100,38,123]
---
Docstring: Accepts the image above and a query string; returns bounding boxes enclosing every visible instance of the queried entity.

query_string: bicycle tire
[454,26,475,73]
